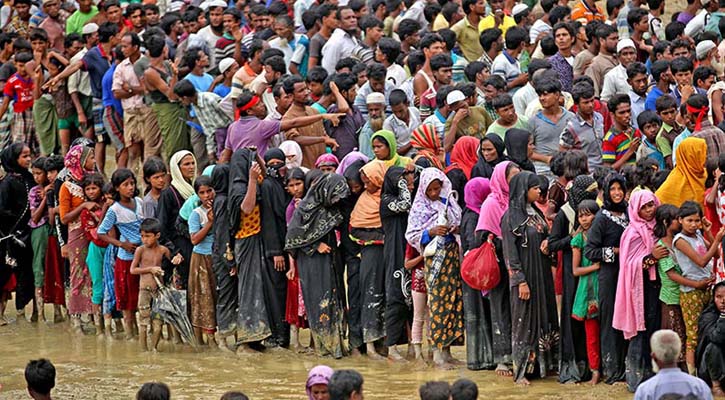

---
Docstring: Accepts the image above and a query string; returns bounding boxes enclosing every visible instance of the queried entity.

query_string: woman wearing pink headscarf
[305,365,333,400]
[475,160,521,376]
[613,189,665,392]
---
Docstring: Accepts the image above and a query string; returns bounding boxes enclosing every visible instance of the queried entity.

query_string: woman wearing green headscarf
[371,130,413,168]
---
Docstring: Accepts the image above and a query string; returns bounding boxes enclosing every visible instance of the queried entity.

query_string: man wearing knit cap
[511,4,532,28]
[696,40,719,69]
[213,58,238,98]
[358,92,386,159]
[601,38,637,102]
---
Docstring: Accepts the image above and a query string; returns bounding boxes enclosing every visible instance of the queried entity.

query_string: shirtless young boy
[130,218,180,351]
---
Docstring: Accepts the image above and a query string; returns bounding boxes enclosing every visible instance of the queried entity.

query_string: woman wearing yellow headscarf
[655,137,707,206]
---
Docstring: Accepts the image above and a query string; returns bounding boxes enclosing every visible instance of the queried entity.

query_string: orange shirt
[59,182,85,230]
[571,0,606,23]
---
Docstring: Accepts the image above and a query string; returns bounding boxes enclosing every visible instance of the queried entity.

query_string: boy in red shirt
[0,52,36,154]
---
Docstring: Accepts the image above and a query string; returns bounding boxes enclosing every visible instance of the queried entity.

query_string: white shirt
[400,0,427,28]
[685,8,711,37]
[386,64,408,86]
[197,25,223,68]
[382,107,421,156]
[513,82,537,115]
[248,73,277,118]
[321,29,358,74]
[269,34,302,66]
[529,19,551,44]
[600,64,632,102]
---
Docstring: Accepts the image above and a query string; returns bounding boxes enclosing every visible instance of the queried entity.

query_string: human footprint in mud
[130,218,181,352]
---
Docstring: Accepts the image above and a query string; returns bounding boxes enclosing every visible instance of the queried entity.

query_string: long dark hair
[653,204,679,239]
[111,168,139,201]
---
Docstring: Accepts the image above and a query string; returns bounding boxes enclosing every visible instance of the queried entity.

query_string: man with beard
[327,72,364,160]
[626,62,648,129]
[197,0,225,68]
[601,39,637,102]
[321,7,359,74]
[281,75,341,169]
[36,0,69,51]
[358,92,386,159]
[161,13,184,60]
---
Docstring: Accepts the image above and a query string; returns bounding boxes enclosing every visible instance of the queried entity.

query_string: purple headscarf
[306,365,334,400]
[464,177,491,214]
[336,151,369,175]
[476,161,514,237]
[405,167,462,252]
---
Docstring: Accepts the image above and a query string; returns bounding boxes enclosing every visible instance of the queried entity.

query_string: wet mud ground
[0,305,633,400]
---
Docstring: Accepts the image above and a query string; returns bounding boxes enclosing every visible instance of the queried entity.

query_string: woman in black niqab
[0,143,34,319]
[504,129,536,174]
[211,164,237,341]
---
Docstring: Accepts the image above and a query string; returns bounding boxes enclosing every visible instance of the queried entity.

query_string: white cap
[703,0,712,6]
[512,3,528,17]
[697,40,717,59]
[200,0,226,10]
[219,58,236,74]
[446,90,466,106]
[616,38,635,53]
[366,92,385,104]
[81,23,99,35]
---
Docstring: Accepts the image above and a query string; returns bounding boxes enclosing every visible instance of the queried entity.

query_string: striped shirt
[98,198,145,261]
[602,126,641,165]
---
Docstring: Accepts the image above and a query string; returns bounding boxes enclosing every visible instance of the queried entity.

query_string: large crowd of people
[4,0,725,395]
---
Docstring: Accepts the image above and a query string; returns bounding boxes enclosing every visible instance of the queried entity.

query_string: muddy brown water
[0,306,633,400]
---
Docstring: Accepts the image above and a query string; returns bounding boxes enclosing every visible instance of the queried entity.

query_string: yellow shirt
[478,15,516,35]
[433,13,449,31]
[451,17,483,62]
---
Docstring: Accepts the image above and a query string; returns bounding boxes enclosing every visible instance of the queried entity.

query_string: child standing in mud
[130,218,176,351]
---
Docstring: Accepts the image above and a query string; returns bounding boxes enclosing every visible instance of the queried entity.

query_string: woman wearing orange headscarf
[350,160,390,359]
[655,137,707,206]
[411,124,445,170]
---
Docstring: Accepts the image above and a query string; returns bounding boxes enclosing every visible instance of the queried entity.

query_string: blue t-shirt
[185,73,214,92]
[213,83,231,98]
[101,63,123,116]
[81,45,111,99]
[189,206,214,255]
[98,198,145,261]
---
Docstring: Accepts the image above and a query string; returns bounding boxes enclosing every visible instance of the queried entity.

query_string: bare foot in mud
[413,357,428,368]
[387,346,407,363]
[367,350,386,361]
[350,348,362,357]
[587,371,600,385]
[236,344,258,355]
[294,345,314,354]
[515,378,530,386]
[434,360,456,370]
[495,364,513,377]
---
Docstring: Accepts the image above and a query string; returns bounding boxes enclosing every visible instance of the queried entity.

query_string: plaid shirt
[692,119,725,164]
[196,92,232,155]
[5,15,29,38]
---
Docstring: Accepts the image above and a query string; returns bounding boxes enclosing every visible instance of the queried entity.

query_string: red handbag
[461,233,501,291]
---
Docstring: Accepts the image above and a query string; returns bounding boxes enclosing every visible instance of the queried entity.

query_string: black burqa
[504,129,536,174]
[211,164,237,335]
[228,148,271,344]
[471,134,508,179]
[460,205,495,370]
[259,148,291,347]
[584,173,629,384]
[501,171,559,382]
[547,175,598,383]
[380,167,413,348]
[340,161,365,350]
[157,186,192,289]
[285,173,350,358]
[0,143,33,310]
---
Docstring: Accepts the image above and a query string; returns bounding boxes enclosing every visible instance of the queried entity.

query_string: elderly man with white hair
[634,329,713,400]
